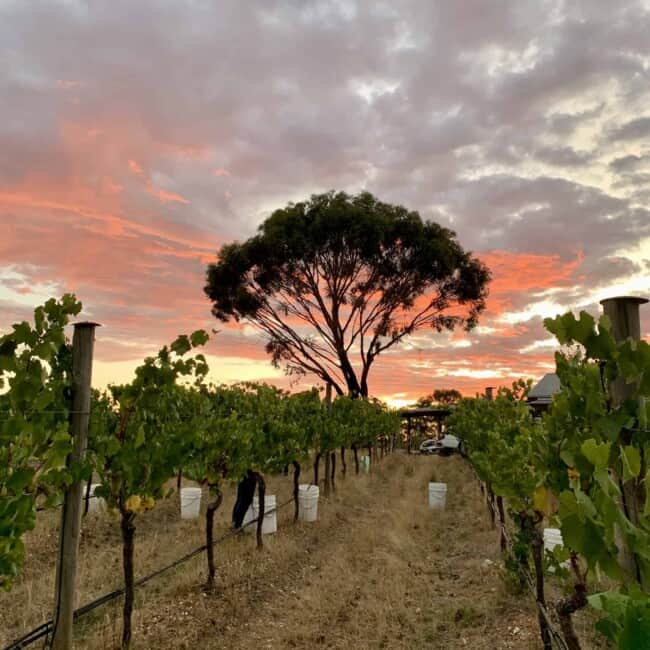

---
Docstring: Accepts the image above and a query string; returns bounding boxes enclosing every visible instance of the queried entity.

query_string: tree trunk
[496,496,507,552]
[330,452,336,493]
[283,464,289,477]
[83,476,92,517]
[531,525,552,650]
[293,461,300,523]
[255,473,265,550]
[324,452,331,496]
[407,419,412,454]
[486,483,496,529]
[367,445,372,466]
[352,444,359,474]
[556,578,587,650]
[556,555,588,650]
[120,511,136,649]
[340,446,346,477]
[313,453,321,486]
[205,489,223,590]
[360,374,369,399]
[340,356,362,397]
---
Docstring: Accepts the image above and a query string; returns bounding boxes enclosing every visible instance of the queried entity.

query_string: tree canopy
[205,191,490,397]
[416,388,463,407]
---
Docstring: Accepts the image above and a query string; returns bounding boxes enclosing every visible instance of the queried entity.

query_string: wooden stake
[600,296,648,585]
[600,296,648,406]
[51,322,98,650]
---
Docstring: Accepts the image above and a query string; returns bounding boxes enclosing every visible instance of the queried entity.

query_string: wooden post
[600,296,648,584]
[51,322,98,650]
[600,296,648,406]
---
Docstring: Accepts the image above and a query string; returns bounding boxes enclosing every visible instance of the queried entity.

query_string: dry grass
[1,453,583,649]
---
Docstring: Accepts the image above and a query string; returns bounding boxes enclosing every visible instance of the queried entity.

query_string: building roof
[528,373,561,400]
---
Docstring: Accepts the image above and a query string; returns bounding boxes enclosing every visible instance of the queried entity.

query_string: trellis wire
[4,498,295,650]
[467,463,569,650]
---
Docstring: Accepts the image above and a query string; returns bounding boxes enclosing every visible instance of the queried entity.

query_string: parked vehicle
[419,435,460,456]
[419,438,441,454]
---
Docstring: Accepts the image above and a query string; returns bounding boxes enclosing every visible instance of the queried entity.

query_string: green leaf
[621,446,641,482]
[560,449,575,467]
[581,439,611,469]
[134,425,145,448]
[595,412,630,442]
[6,469,35,492]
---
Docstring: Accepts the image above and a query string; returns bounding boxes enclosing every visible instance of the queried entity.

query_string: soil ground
[1,452,603,649]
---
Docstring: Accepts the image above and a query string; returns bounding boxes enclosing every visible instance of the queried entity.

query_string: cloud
[1,0,649,402]
[608,116,650,141]
[609,153,650,173]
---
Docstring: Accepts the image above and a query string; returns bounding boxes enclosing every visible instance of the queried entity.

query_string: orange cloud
[481,250,583,315]
[0,118,583,403]
[147,186,189,204]
[128,159,144,175]
[127,159,189,204]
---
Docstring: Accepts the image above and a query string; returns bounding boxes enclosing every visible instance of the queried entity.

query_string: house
[527,373,560,414]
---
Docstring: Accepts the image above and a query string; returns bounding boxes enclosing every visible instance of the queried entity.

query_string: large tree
[205,191,490,397]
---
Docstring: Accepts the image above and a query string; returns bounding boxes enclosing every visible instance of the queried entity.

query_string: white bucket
[85,483,105,513]
[428,482,447,510]
[543,528,563,552]
[298,484,319,522]
[360,455,370,474]
[243,495,277,534]
[543,527,569,570]
[180,487,202,519]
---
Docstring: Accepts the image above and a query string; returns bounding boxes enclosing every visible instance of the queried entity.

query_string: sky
[1,0,650,407]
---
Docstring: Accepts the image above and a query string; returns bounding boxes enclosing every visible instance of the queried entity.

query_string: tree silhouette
[417,388,463,407]
[205,191,490,397]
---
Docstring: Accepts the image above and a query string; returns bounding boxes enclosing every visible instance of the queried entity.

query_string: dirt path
[3,452,543,649]
[112,453,540,649]
[205,453,540,650]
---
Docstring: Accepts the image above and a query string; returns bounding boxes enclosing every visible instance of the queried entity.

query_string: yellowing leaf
[125,495,141,513]
[533,486,556,516]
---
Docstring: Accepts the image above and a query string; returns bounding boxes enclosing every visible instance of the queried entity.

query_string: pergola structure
[397,406,452,453]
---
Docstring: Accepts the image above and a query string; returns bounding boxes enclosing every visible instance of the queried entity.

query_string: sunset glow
[2,1,649,404]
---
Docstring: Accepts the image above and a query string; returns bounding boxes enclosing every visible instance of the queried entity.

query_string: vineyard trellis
[447,295,650,650]
[0,294,401,650]
[4,496,296,650]
[466,462,569,650]
[4,292,650,650]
